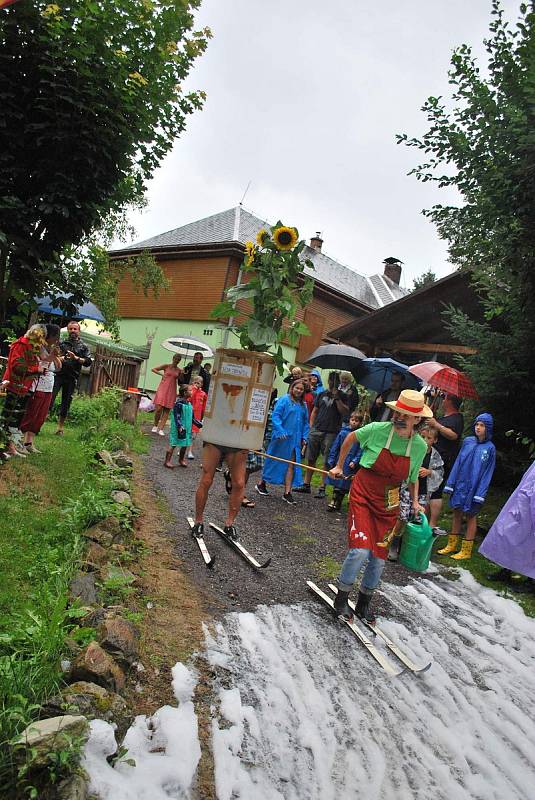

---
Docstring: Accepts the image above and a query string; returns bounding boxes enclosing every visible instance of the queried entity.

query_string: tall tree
[398,1,535,441]
[412,269,436,291]
[0,0,210,332]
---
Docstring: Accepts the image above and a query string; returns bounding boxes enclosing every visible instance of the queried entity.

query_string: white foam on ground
[206,574,535,800]
[83,662,201,799]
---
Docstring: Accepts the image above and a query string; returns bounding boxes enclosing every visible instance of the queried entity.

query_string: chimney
[310,232,323,252]
[383,256,403,285]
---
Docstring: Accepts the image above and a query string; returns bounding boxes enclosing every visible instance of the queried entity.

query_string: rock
[95,450,115,467]
[70,642,125,692]
[15,716,89,767]
[82,607,107,628]
[112,478,130,492]
[111,490,131,505]
[82,517,122,548]
[51,682,132,742]
[56,771,90,800]
[98,617,139,667]
[69,573,97,605]
[100,564,136,587]
[112,451,133,470]
[85,541,108,567]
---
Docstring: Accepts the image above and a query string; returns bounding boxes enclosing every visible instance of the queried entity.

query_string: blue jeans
[338,548,385,593]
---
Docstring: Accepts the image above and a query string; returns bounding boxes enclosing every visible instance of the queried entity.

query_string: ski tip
[258,558,271,569]
[206,557,216,569]
[415,661,432,674]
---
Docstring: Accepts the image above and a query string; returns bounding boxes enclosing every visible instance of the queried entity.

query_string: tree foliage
[0,0,210,333]
[211,225,315,373]
[412,269,436,291]
[398,1,535,440]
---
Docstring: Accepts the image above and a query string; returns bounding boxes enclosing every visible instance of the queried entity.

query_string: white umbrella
[161,336,214,358]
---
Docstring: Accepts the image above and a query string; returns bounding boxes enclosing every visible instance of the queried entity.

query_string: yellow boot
[451,539,474,560]
[437,535,461,555]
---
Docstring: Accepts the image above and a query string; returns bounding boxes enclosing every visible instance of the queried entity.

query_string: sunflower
[256,228,269,247]
[272,226,298,251]
[244,241,256,266]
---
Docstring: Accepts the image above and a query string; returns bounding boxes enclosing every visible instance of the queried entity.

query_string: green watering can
[399,512,434,572]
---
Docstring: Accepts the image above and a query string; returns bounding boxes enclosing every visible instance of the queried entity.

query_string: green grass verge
[0,389,148,795]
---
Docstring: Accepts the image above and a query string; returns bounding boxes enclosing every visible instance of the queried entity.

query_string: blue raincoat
[262,394,309,487]
[444,413,496,515]
[310,368,324,396]
[479,461,535,579]
[325,424,362,491]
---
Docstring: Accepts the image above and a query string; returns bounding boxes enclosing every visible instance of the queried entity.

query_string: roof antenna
[239,180,252,206]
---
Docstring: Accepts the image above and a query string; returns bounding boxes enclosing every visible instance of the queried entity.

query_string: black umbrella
[305,343,367,372]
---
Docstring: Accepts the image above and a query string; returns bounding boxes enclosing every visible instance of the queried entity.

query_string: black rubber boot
[334,491,344,511]
[333,589,353,621]
[355,590,375,625]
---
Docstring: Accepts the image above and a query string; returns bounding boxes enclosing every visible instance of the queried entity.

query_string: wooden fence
[88,345,142,396]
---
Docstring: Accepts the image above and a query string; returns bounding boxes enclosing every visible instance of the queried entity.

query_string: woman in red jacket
[1,324,47,457]
[186,375,207,459]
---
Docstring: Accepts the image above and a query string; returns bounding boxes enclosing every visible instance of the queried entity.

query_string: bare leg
[465,514,478,541]
[225,450,248,526]
[24,431,34,445]
[450,508,462,536]
[158,408,170,431]
[164,446,176,468]
[56,415,65,433]
[429,498,442,527]
[154,405,163,426]
[284,463,294,494]
[303,460,316,485]
[195,444,220,523]
[179,446,187,466]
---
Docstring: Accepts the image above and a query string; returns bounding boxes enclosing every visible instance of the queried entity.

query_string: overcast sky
[125,0,521,289]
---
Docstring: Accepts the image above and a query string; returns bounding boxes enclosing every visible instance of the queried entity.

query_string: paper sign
[221,361,252,379]
[205,379,215,414]
[247,388,269,423]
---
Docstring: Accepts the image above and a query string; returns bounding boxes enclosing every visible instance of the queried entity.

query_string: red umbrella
[408,362,479,400]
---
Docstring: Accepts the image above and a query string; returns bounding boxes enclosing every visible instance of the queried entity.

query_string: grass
[0,388,148,796]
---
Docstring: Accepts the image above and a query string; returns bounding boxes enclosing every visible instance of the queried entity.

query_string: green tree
[412,269,436,291]
[0,0,210,332]
[398,1,535,440]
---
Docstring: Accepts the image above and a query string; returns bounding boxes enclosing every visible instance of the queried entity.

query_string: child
[186,375,207,460]
[438,412,496,560]
[325,412,363,512]
[164,385,202,469]
[388,423,445,560]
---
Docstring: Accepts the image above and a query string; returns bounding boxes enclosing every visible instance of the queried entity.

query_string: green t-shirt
[355,422,427,484]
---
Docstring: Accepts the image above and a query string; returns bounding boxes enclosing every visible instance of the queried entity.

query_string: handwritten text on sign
[221,362,252,379]
[247,388,269,423]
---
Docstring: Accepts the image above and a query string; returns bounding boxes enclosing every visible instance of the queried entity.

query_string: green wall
[117,318,303,394]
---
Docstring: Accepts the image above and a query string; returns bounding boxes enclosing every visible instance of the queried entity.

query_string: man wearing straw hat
[329,389,432,624]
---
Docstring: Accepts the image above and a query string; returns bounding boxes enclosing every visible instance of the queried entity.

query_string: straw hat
[385,389,433,418]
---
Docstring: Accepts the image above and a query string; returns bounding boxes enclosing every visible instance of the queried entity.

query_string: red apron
[348,428,412,560]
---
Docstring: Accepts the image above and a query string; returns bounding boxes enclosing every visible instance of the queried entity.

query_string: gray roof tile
[123,207,407,309]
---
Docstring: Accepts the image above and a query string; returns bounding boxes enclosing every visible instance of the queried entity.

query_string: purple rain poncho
[478,460,535,579]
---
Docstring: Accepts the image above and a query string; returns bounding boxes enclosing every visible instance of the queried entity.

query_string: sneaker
[255,482,269,496]
[191,522,204,538]
[282,492,296,505]
[151,426,158,433]
[158,429,165,436]
[224,524,238,541]
[432,527,448,537]
[295,484,311,494]
[187,453,195,460]
[315,487,326,499]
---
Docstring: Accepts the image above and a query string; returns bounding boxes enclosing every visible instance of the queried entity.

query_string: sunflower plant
[211,222,314,372]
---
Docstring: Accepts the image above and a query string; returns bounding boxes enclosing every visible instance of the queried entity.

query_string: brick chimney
[383,256,403,285]
[310,232,323,252]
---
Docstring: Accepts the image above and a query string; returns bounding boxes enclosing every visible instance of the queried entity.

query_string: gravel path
[143,430,420,619]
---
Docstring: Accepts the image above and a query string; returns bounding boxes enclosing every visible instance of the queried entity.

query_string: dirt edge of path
[128,458,217,800]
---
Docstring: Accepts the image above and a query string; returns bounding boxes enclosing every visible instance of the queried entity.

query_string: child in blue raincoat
[255,379,309,504]
[325,411,363,511]
[437,412,496,561]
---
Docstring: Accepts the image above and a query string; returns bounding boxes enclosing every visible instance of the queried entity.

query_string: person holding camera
[51,320,92,435]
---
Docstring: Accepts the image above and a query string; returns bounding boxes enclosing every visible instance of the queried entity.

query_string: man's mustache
[393,419,408,428]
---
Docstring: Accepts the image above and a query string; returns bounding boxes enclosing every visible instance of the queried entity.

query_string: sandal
[241,498,256,508]
[223,469,232,495]
[55,429,64,436]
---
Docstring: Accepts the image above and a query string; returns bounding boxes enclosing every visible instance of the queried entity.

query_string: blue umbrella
[36,294,105,323]
[355,357,422,393]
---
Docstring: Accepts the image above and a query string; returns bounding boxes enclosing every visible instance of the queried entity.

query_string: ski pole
[252,450,351,480]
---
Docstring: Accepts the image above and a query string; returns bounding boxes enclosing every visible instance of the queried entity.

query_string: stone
[95,450,115,467]
[85,541,108,567]
[69,573,97,605]
[112,478,130,492]
[56,772,90,800]
[82,607,107,629]
[51,682,132,742]
[70,642,125,692]
[112,451,134,470]
[100,564,136,587]
[111,490,131,505]
[15,716,89,767]
[82,517,123,548]
[98,616,139,667]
